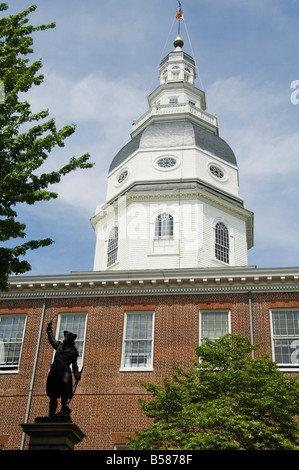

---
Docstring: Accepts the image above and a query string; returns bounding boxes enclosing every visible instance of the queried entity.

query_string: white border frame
[115,167,129,187]
[56,312,88,370]
[0,314,27,374]
[211,217,233,266]
[153,154,181,172]
[119,311,155,372]
[199,309,231,346]
[269,309,299,372]
[207,161,228,184]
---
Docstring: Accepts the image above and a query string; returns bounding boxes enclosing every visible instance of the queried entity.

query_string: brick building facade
[0,31,298,450]
[0,267,298,450]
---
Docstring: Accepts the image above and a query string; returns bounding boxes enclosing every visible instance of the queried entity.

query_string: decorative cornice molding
[1,267,298,299]
[93,183,249,224]
[125,185,247,217]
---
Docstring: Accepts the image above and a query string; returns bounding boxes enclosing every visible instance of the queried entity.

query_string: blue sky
[3,0,299,276]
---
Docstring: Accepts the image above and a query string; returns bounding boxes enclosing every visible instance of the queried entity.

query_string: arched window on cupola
[215,222,229,264]
[107,227,118,267]
[155,213,174,237]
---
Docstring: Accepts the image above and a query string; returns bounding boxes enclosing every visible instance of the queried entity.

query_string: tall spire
[176,1,184,35]
[91,2,253,273]
[174,2,184,50]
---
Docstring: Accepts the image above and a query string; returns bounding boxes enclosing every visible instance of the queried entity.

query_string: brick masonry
[0,289,298,449]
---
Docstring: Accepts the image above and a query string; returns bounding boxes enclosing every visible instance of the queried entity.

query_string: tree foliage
[0,3,93,290]
[129,335,299,450]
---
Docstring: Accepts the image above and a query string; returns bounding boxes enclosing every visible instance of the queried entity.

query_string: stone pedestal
[20,416,86,450]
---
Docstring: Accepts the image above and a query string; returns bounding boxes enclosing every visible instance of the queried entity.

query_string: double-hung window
[107,227,118,267]
[271,309,299,369]
[0,315,26,372]
[57,313,87,370]
[155,213,173,237]
[215,222,229,264]
[199,311,230,344]
[121,312,154,370]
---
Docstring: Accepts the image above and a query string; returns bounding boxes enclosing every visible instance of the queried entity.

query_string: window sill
[277,366,299,372]
[119,367,154,372]
[212,257,230,266]
[0,369,19,374]
[153,236,174,240]
[106,260,119,270]
[148,252,179,256]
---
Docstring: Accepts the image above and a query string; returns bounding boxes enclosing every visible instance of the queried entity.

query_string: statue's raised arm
[45,320,81,417]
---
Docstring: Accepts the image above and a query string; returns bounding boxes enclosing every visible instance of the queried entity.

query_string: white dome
[109,120,237,173]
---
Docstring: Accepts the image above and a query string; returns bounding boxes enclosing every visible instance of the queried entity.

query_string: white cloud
[29,69,147,128]
[207,76,299,178]
[25,70,148,213]
[207,75,299,267]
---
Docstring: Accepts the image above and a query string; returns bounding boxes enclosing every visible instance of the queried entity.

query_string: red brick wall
[0,291,298,449]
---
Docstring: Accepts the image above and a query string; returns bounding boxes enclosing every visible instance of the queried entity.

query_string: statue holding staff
[46,320,81,417]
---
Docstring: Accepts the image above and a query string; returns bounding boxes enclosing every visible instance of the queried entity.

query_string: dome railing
[132,102,218,137]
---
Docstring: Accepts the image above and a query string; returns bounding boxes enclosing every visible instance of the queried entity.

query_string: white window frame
[0,315,27,374]
[56,313,88,371]
[199,310,231,345]
[107,226,119,267]
[270,309,299,371]
[154,213,174,238]
[120,311,155,372]
[214,222,230,265]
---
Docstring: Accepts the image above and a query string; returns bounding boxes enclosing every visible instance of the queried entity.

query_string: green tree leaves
[0,3,93,290]
[130,335,299,450]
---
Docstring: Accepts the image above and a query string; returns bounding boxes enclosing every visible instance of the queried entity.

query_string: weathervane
[176,0,184,35]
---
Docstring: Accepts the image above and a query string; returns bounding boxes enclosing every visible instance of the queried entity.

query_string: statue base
[20,416,86,450]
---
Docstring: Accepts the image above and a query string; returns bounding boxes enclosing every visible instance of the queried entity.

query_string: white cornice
[91,184,253,247]
[1,266,298,299]
[131,102,217,139]
[147,82,206,108]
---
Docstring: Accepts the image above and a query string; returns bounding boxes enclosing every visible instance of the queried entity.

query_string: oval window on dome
[117,170,128,184]
[157,157,177,169]
[209,165,224,179]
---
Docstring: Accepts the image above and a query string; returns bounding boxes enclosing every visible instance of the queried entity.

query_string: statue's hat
[64,331,77,341]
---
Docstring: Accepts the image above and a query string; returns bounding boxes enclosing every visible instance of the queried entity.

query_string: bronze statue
[46,320,81,417]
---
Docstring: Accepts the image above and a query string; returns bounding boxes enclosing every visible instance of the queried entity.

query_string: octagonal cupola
[131,36,210,140]
[159,35,196,86]
[91,29,254,273]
